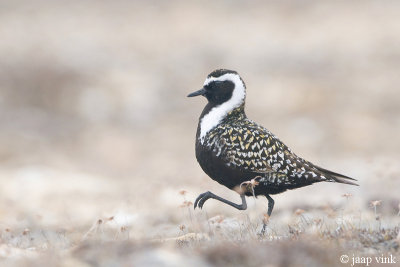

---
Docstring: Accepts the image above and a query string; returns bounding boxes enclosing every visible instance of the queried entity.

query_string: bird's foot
[194,191,212,209]
[260,224,267,236]
[259,214,270,236]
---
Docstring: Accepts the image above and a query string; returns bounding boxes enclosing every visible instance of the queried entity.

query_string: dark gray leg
[194,191,247,210]
[266,194,275,216]
[261,194,275,235]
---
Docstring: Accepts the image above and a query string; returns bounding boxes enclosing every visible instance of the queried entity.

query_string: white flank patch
[199,73,246,143]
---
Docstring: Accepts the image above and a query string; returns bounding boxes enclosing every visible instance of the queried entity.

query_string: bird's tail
[315,165,359,186]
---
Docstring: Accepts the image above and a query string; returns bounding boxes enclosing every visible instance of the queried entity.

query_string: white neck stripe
[199,73,246,143]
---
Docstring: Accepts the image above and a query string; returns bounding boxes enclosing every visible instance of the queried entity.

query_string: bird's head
[188,69,246,107]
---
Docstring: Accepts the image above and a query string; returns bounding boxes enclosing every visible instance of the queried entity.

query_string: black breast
[196,141,245,189]
[195,125,253,190]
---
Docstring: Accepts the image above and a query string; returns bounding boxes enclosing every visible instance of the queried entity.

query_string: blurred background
[0,0,399,263]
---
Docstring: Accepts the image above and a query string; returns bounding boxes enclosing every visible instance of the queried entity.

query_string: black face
[187,69,241,105]
[203,80,235,105]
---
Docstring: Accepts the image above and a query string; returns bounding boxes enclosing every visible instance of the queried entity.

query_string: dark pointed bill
[187,88,206,97]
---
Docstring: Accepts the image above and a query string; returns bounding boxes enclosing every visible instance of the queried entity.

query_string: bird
[187,69,358,228]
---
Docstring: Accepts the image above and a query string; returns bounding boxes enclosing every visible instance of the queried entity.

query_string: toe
[194,192,210,210]
[194,194,205,209]
[194,200,199,209]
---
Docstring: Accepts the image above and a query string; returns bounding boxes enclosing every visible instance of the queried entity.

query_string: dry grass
[0,188,399,266]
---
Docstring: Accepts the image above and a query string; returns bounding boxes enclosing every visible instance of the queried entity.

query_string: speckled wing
[205,119,329,185]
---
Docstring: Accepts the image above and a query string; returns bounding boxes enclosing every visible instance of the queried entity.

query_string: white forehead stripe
[199,73,246,143]
[203,73,241,87]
